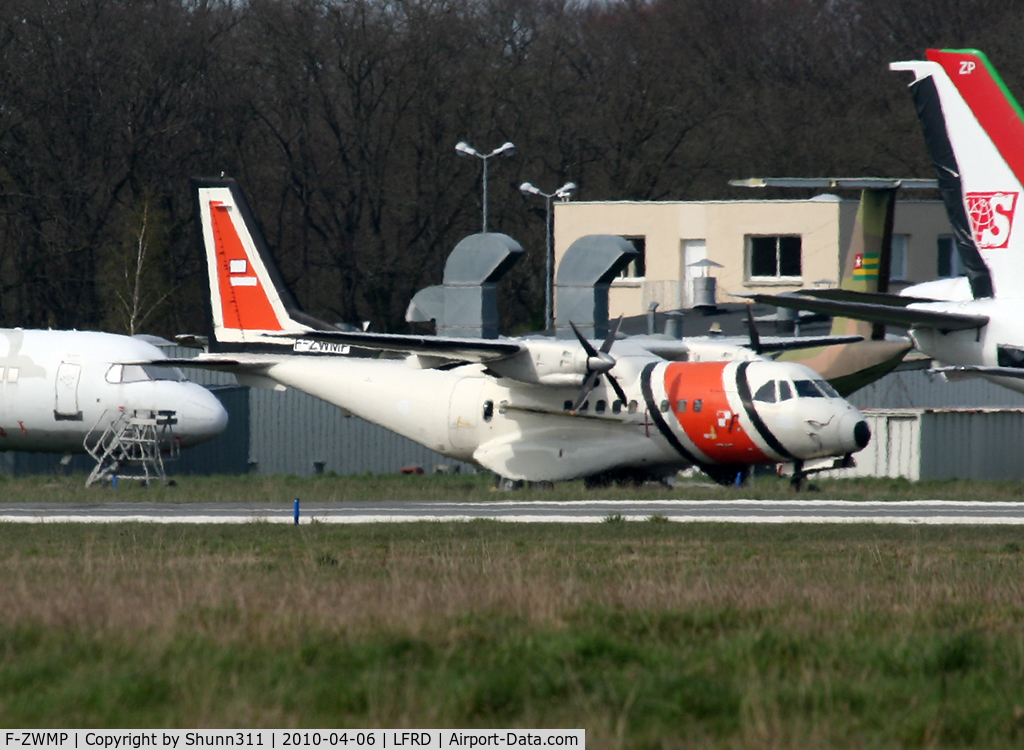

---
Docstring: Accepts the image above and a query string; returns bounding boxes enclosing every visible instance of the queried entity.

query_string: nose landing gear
[790,453,856,491]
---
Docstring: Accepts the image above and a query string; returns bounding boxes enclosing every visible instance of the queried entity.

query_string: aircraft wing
[637,334,864,360]
[277,330,524,363]
[797,288,939,307]
[747,293,989,332]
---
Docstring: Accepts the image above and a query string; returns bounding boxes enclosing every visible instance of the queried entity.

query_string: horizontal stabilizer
[747,294,988,332]
[279,330,524,362]
[934,365,1024,381]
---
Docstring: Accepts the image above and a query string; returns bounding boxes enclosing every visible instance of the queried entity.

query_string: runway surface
[2,499,1024,524]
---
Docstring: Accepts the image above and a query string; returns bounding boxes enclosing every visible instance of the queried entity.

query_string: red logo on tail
[966,192,1018,249]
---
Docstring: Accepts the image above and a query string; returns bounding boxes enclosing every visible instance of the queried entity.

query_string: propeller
[744,304,764,355]
[569,316,629,412]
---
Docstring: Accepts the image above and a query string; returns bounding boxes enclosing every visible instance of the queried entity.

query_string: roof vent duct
[554,235,638,339]
[405,232,523,338]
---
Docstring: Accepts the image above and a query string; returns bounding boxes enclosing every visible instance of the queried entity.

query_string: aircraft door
[54,362,83,421]
[447,377,486,452]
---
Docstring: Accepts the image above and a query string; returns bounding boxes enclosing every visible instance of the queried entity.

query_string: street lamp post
[519,180,577,332]
[455,141,516,233]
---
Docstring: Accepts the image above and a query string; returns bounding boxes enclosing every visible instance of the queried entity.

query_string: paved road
[3,499,1024,524]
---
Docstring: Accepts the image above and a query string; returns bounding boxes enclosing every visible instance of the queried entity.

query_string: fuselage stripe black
[639,361,701,465]
[735,361,795,461]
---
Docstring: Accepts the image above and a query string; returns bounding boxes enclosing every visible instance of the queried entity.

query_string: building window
[890,234,908,281]
[937,235,965,278]
[618,236,646,278]
[747,236,801,280]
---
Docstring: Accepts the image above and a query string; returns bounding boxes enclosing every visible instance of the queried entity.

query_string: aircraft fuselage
[0,329,228,453]
[264,355,868,482]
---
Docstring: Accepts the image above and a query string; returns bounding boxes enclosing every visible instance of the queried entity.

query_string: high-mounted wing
[747,293,988,333]
[278,329,524,363]
[796,289,940,307]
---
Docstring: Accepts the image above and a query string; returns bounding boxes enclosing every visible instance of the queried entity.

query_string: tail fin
[192,177,331,352]
[833,187,896,340]
[891,49,1024,299]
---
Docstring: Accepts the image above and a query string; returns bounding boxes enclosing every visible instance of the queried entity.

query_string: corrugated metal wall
[836,411,922,480]
[823,408,1024,481]
[247,387,471,476]
[919,409,1024,481]
[848,369,1024,409]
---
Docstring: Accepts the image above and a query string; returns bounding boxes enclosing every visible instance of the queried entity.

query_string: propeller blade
[569,320,600,359]
[744,305,764,355]
[606,373,629,405]
[599,315,624,354]
[571,371,601,412]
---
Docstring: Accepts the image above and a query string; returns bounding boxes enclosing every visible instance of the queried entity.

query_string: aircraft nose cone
[837,410,870,454]
[180,386,229,445]
[854,420,871,450]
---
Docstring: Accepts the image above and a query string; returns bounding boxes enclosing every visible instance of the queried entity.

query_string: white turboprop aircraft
[0,329,228,467]
[749,49,1024,395]
[166,177,871,487]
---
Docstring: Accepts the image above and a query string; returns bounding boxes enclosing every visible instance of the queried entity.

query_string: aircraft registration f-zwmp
[0,329,228,466]
[175,178,871,487]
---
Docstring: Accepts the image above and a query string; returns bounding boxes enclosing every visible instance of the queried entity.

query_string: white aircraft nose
[176,385,229,447]
[838,409,871,454]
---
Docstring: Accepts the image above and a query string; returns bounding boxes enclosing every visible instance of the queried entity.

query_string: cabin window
[753,381,776,403]
[658,399,669,413]
[564,400,573,411]
[794,380,826,398]
[6,368,16,383]
[498,400,508,414]
[747,235,801,280]
[778,381,793,401]
[676,399,687,412]
[579,400,589,411]
[627,400,639,414]
[596,400,606,414]
[693,399,703,413]
[482,400,493,422]
[612,401,623,414]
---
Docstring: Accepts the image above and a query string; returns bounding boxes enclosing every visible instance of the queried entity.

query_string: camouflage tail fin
[834,188,895,340]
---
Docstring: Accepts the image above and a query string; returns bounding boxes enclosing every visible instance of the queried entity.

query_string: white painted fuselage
[0,329,228,453]
[261,354,868,482]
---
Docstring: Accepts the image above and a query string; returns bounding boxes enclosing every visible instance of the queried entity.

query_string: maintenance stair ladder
[85,410,179,487]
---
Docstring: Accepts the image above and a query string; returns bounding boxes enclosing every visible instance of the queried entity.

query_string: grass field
[5,471,1024,503]
[2,489,1024,747]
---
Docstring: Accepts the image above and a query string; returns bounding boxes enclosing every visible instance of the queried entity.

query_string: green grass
[4,471,1024,503]
[2,521,1024,746]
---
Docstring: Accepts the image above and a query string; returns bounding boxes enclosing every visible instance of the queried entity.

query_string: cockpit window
[753,381,776,403]
[107,364,186,383]
[816,379,840,398]
[778,381,793,401]
[794,380,826,398]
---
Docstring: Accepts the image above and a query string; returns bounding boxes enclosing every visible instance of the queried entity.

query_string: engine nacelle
[487,340,591,386]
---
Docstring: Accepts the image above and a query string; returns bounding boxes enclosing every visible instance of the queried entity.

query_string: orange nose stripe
[663,362,769,464]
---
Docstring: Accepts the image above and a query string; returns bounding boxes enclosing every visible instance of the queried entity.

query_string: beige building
[552,197,954,319]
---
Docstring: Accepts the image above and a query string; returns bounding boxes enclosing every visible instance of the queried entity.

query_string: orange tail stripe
[209,201,283,331]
